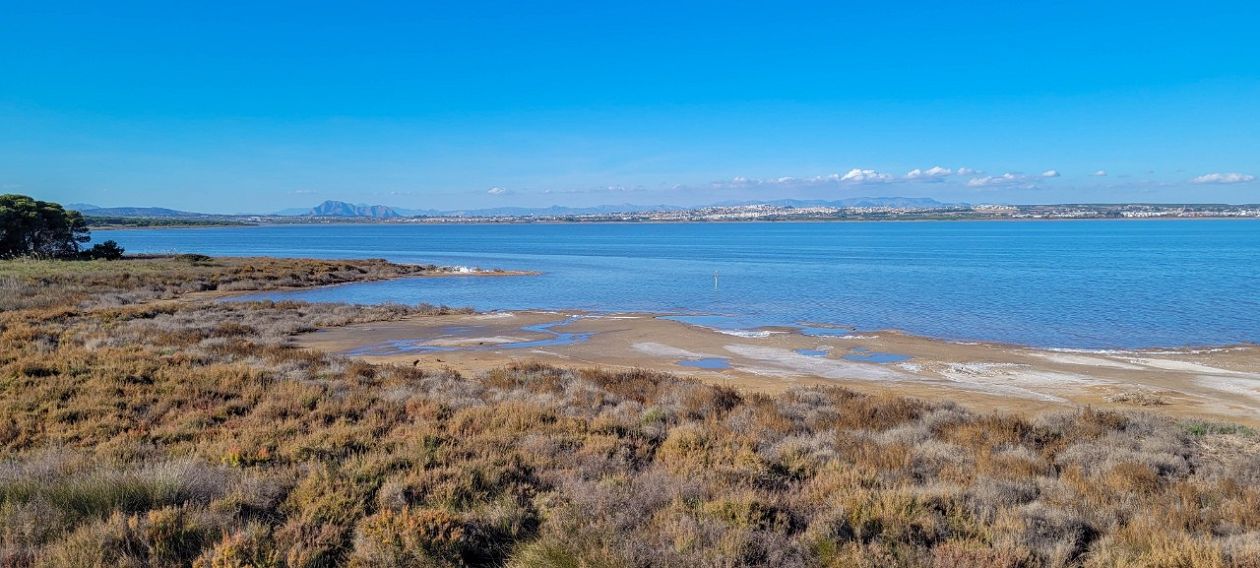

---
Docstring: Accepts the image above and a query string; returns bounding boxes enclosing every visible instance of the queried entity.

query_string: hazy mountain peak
[307,200,400,219]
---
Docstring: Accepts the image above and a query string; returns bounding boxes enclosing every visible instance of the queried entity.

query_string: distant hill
[286,202,683,218]
[80,206,205,218]
[65,203,102,212]
[300,201,401,219]
[77,197,963,220]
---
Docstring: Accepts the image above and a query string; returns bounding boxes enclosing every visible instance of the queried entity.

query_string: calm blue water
[346,318,590,356]
[104,221,1260,349]
[842,347,912,364]
[678,358,732,370]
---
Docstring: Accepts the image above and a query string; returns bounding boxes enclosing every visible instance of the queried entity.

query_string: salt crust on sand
[723,345,909,382]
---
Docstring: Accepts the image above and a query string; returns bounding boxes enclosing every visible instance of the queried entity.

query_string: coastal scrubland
[1,257,1258,567]
[0,255,443,311]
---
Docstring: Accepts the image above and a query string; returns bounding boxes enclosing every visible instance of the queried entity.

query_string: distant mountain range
[274,198,952,219]
[307,200,400,219]
[274,201,693,218]
[417,203,689,217]
[70,204,211,218]
[64,197,960,220]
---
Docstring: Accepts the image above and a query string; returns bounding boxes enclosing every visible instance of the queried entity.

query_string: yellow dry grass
[1,257,1257,567]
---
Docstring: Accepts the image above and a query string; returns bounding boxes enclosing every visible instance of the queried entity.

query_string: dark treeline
[0,194,124,260]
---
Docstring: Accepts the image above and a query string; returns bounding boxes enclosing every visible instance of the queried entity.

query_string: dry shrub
[930,539,1036,568]
[349,507,478,566]
[2,255,1259,566]
[193,522,282,568]
[1106,390,1169,407]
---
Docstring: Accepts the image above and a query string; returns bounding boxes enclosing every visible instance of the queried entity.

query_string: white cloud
[1040,169,1060,177]
[967,173,1026,187]
[956,167,978,176]
[712,176,767,189]
[1190,172,1255,185]
[1092,170,1107,177]
[486,186,508,195]
[839,168,894,183]
[905,166,952,180]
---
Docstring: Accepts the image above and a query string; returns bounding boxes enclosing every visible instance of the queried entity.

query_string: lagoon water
[105,220,1260,349]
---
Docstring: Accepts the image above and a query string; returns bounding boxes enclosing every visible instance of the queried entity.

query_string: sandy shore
[295,310,1260,425]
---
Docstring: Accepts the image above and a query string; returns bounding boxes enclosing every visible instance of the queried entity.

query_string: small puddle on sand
[347,317,591,356]
[677,357,732,370]
[795,348,829,357]
[501,319,591,349]
[841,347,911,364]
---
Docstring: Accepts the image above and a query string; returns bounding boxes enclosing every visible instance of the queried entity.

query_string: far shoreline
[234,287,1258,355]
[90,215,1260,229]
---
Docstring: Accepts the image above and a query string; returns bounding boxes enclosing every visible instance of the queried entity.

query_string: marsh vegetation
[1,257,1258,567]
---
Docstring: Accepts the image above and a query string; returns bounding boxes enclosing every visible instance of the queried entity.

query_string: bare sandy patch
[724,344,909,381]
[1128,358,1258,376]
[295,310,1260,426]
[632,342,714,359]
[1025,352,1144,369]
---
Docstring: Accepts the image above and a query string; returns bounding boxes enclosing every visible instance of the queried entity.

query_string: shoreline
[94,216,1260,230]
[195,265,539,303]
[657,316,1258,354]
[295,308,1260,426]
[228,274,1256,354]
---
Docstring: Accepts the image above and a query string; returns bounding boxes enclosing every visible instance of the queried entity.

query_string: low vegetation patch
[1104,390,1169,407]
[1,256,1258,566]
[0,255,445,311]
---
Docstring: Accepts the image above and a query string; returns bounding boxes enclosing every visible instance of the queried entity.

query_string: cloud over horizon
[967,173,1028,187]
[905,166,952,181]
[649,163,1254,203]
[839,168,895,183]
[1190,172,1255,185]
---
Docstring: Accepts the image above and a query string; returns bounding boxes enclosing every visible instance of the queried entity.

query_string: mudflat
[297,310,1260,426]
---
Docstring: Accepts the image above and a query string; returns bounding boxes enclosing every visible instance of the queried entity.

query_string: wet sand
[295,310,1260,426]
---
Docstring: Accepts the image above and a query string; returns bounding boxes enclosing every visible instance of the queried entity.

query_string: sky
[2,1,1259,213]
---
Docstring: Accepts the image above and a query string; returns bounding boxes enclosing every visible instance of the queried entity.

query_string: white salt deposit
[1025,352,1143,369]
[1192,376,1260,402]
[723,344,909,381]
[712,329,779,338]
[1128,358,1257,376]
[632,342,712,359]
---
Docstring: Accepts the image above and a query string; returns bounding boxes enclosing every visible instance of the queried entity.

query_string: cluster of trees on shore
[0,194,124,260]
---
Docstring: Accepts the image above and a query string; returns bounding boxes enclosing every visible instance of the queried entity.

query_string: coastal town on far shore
[78,199,1260,226]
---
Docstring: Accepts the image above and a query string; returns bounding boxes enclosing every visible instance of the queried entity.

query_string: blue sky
[2,1,1258,212]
